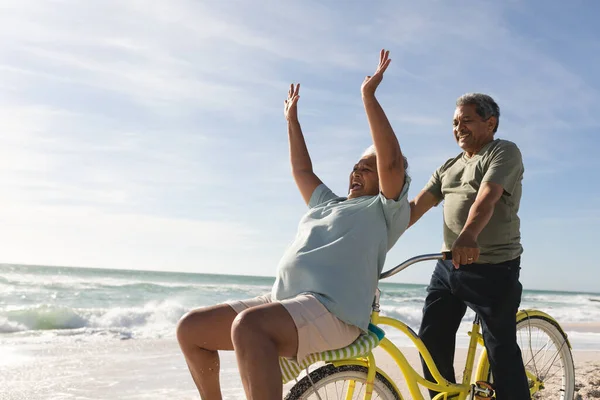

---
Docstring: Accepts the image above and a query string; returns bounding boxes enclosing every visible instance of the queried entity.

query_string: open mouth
[350,182,363,191]
[457,133,471,141]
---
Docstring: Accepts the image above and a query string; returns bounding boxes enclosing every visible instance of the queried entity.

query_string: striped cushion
[279,323,385,383]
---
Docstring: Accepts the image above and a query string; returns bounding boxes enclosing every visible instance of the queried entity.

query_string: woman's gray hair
[456,93,500,133]
[361,145,377,158]
[361,145,409,171]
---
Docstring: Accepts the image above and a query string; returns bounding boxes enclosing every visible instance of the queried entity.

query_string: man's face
[348,154,379,199]
[453,104,496,154]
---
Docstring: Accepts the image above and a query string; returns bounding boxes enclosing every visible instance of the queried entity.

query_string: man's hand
[451,232,480,269]
[451,182,504,268]
[361,49,391,97]
[284,83,300,122]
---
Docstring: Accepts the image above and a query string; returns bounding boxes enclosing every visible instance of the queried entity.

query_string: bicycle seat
[279,323,385,383]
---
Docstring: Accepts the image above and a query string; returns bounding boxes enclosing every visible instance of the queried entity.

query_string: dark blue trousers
[418,258,530,400]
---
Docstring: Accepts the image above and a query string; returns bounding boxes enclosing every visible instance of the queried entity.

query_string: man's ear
[487,116,497,134]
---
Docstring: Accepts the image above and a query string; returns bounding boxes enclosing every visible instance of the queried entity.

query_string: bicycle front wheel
[480,313,575,399]
[284,364,402,400]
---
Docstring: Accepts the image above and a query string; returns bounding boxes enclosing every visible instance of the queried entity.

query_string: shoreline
[563,321,600,333]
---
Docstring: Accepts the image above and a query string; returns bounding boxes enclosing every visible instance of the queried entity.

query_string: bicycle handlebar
[379,251,453,280]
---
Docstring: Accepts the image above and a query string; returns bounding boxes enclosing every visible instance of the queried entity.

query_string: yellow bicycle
[284,253,575,400]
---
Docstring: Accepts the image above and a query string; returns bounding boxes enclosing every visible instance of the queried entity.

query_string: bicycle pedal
[473,381,495,400]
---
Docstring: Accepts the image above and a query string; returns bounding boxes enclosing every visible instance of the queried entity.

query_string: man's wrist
[458,228,479,241]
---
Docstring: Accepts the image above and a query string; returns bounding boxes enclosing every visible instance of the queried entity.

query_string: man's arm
[452,142,523,267]
[451,182,503,267]
[284,84,323,205]
[408,190,439,228]
[361,50,405,200]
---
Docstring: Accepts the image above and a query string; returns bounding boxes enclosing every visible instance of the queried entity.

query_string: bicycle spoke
[521,328,566,381]
[537,348,563,379]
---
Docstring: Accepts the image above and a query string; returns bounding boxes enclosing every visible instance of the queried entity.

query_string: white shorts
[227,294,361,363]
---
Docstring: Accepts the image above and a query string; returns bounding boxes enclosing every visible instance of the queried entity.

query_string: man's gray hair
[456,93,500,133]
[361,145,409,171]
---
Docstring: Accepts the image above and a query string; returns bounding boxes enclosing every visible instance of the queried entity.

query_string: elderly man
[409,93,530,399]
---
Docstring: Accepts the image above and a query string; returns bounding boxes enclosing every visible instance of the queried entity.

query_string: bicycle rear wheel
[284,364,402,400]
[480,313,575,399]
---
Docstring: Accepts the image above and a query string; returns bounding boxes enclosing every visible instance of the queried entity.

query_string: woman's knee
[231,308,262,345]
[231,304,298,357]
[176,309,204,344]
[176,305,236,348]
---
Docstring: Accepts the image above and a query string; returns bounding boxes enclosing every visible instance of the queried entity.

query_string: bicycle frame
[370,310,483,400]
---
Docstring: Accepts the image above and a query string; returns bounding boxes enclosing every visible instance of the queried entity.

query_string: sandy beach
[1,337,599,400]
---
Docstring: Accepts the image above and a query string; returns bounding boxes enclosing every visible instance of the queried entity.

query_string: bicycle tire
[479,314,575,399]
[284,364,402,400]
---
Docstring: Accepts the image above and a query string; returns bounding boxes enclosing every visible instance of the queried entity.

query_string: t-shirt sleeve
[378,176,412,249]
[422,166,444,205]
[481,142,523,195]
[308,184,339,208]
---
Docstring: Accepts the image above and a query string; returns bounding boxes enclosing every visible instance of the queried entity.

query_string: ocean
[1,263,599,399]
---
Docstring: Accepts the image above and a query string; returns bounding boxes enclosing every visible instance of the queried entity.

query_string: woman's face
[348,154,379,199]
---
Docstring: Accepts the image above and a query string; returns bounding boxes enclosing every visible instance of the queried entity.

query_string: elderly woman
[176,50,411,400]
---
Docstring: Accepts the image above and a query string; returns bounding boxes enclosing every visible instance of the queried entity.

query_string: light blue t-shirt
[272,178,411,331]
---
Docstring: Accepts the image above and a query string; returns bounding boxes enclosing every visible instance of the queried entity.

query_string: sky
[1,0,599,292]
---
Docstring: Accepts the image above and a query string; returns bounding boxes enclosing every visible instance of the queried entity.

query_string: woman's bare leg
[176,304,237,399]
[231,303,299,400]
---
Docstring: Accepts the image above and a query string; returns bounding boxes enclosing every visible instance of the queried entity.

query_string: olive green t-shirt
[424,139,524,264]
